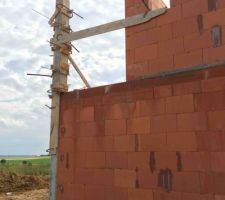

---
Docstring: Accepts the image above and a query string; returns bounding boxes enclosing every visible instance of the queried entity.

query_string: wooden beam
[53,7,167,44]
[49,0,70,200]
[68,55,91,88]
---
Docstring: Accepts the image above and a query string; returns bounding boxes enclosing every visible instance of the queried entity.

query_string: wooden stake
[49,0,70,200]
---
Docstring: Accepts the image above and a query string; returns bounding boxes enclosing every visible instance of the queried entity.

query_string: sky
[0,0,170,155]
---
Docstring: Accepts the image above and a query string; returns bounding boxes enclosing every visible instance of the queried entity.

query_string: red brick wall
[57,0,225,199]
[126,0,225,80]
[57,65,225,200]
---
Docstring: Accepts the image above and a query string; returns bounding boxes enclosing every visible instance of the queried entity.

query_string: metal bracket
[51,83,68,93]
[47,148,57,156]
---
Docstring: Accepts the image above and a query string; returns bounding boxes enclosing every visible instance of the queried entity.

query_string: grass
[0,156,50,176]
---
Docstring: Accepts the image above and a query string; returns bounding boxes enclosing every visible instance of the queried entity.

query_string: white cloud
[0,0,126,155]
[0,0,171,155]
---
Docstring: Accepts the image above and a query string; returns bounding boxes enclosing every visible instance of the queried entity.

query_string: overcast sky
[0,0,170,155]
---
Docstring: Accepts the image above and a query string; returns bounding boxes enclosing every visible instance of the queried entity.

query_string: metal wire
[56,3,84,19]
[32,9,50,20]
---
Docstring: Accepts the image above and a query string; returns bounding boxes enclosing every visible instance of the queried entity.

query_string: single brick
[139,134,167,151]
[105,187,128,200]
[149,55,174,73]
[167,132,197,151]
[114,135,135,152]
[104,103,129,119]
[170,0,182,7]
[79,121,105,137]
[132,100,151,117]
[137,169,158,189]
[92,169,114,186]
[105,119,126,135]
[151,114,177,133]
[173,80,201,95]
[203,45,225,63]
[196,131,225,152]
[156,152,177,170]
[182,0,208,18]
[73,184,85,200]
[127,117,150,134]
[172,16,199,38]
[215,195,225,200]
[127,61,149,80]
[147,24,173,44]
[174,50,203,68]
[79,106,94,122]
[203,8,225,29]
[211,153,225,172]
[58,138,74,154]
[182,193,214,200]
[181,152,211,171]
[173,172,201,193]
[201,76,225,92]
[150,98,166,115]
[76,137,94,152]
[194,91,225,111]
[126,30,148,50]
[200,172,215,194]
[114,169,136,188]
[85,152,106,168]
[165,94,194,114]
[57,168,74,184]
[74,169,94,184]
[154,85,173,98]
[62,108,76,124]
[76,136,114,152]
[59,123,77,139]
[128,152,149,169]
[158,37,184,57]
[85,185,105,200]
[74,152,86,168]
[184,31,212,52]
[93,136,115,152]
[126,49,135,66]
[154,190,182,200]
[128,188,154,200]
[134,44,158,62]
[57,184,85,200]
[208,110,225,131]
[177,112,208,131]
[214,172,225,194]
[106,152,128,169]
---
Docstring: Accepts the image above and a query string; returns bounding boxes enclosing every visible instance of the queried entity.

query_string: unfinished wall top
[125,0,225,80]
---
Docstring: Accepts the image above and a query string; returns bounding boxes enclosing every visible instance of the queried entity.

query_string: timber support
[49,0,70,200]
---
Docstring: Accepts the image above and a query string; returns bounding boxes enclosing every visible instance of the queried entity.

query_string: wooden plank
[49,0,70,200]
[54,7,167,44]
[68,55,91,88]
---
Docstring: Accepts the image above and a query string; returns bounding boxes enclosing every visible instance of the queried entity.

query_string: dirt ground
[0,172,49,199]
[0,172,48,193]
[0,189,48,200]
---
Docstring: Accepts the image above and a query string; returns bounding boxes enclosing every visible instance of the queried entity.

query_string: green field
[0,157,50,176]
